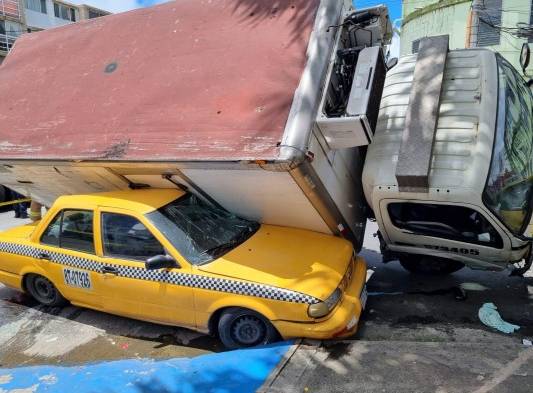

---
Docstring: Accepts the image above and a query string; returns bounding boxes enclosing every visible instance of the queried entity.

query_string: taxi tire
[25,274,68,307]
[218,308,279,349]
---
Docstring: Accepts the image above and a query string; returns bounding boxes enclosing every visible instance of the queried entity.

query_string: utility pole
[468,0,482,48]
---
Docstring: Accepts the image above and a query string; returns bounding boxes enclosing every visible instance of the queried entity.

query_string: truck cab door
[94,208,195,328]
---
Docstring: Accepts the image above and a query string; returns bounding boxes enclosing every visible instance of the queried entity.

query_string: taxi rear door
[35,208,104,308]
[94,207,195,328]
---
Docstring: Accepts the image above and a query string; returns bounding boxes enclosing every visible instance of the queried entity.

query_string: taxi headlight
[308,288,342,318]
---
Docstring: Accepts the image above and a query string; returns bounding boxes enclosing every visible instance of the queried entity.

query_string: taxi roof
[54,189,185,214]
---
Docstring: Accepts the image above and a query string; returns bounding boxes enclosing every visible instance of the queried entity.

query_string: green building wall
[401,0,533,74]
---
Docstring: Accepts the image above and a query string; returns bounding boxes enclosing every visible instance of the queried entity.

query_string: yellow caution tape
[0,198,31,208]
[29,211,42,219]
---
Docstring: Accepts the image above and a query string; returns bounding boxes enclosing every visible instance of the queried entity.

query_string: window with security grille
[25,0,46,13]
[88,9,105,19]
[2,20,23,37]
[477,0,502,46]
[53,2,76,21]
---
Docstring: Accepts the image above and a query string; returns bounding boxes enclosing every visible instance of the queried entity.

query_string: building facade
[0,0,110,63]
[0,0,25,61]
[24,0,110,31]
[401,0,533,74]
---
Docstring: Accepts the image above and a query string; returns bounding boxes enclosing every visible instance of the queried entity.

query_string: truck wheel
[218,307,279,349]
[25,274,68,307]
[399,255,464,275]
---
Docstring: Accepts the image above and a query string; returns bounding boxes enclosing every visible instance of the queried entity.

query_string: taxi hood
[198,225,353,301]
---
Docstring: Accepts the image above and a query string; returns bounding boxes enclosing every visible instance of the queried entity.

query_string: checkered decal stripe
[0,242,320,304]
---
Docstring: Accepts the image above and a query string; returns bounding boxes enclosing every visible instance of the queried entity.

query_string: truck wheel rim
[231,316,265,346]
[32,277,56,302]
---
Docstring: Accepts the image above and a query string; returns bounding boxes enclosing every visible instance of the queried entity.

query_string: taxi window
[41,210,95,254]
[101,213,165,261]
[41,213,61,247]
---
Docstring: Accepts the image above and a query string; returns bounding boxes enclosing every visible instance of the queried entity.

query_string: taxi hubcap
[231,316,265,345]
[33,277,55,300]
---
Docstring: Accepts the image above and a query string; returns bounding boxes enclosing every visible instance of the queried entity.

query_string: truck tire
[399,255,464,275]
[218,307,279,349]
[25,274,68,307]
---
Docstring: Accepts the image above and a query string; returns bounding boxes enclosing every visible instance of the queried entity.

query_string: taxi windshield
[146,194,260,265]
[483,55,533,235]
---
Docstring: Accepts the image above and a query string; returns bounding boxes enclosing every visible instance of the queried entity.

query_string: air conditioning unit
[315,6,389,150]
[317,46,386,149]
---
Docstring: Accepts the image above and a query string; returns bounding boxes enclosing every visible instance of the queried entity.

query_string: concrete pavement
[262,340,533,393]
[0,212,30,231]
[261,223,533,393]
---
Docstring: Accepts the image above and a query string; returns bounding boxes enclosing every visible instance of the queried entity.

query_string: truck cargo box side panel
[178,169,332,234]
[0,0,319,161]
[0,165,126,206]
[308,131,367,250]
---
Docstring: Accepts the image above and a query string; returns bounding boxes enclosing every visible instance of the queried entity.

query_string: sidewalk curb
[257,339,303,393]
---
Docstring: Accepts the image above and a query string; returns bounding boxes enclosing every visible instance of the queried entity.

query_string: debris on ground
[523,339,532,347]
[478,303,520,334]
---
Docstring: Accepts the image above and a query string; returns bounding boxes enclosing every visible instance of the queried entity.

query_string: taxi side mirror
[145,255,179,270]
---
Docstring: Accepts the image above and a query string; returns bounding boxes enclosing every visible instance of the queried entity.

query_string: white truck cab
[363,47,533,274]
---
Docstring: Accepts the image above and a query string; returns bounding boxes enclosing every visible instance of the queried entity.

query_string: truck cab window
[388,203,503,248]
[41,210,95,254]
[102,213,165,261]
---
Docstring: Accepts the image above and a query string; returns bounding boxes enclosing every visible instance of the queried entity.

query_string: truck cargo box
[0,0,391,251]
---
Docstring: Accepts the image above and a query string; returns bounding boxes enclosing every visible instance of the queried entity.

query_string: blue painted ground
[0,342,291,393]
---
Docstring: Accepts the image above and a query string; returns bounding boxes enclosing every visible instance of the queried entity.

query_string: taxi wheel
[218,308,279,349]
[25,274,68,307]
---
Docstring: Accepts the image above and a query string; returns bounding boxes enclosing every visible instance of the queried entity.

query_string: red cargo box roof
[0,0,319,161]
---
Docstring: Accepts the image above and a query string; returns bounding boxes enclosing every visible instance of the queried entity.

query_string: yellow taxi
[0,189,367,349]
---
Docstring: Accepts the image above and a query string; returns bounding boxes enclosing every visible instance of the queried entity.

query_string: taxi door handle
[37,253,50,261]
[102,266,118,275]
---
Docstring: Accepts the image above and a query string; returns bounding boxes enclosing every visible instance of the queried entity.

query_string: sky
[72,0,402,23]
[354,0,402,57]
[68,0,169,13]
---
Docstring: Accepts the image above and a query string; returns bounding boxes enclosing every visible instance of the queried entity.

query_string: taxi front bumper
[272,257,367,340]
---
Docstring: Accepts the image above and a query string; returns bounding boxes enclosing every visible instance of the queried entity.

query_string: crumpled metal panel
[0,0,319,161]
